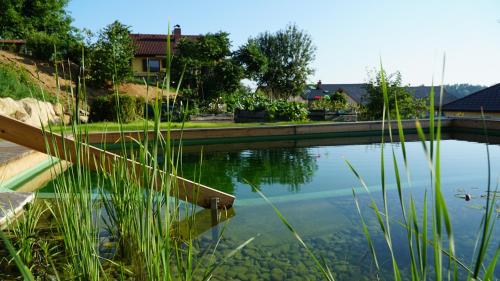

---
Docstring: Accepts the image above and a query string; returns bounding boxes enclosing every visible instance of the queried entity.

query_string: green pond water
[175,138,500,280]
[17,137,500,280]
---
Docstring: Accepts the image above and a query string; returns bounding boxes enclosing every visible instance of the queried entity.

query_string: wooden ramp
[0,192,35,228]
[0,114,235,209]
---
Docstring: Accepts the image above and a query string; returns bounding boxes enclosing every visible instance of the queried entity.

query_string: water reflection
[181,147,318,193]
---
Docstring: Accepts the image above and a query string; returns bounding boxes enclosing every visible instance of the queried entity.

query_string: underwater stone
[270,268,284,280]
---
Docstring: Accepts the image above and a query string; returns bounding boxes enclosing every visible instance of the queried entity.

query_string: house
[301,81,364,105]
[302,81,458,108]
[443,83,500,118]
[0,39,27,53]
[129,25,200,77]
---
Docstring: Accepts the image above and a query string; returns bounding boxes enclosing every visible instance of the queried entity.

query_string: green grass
[54,120,321,132]
[0,62,55,103]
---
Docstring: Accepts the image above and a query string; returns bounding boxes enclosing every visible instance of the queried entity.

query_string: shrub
[309,96,349,112]
[90,95,144,123]
[270,100,309,121]
[234,91,308,121]
[0,63,56,102]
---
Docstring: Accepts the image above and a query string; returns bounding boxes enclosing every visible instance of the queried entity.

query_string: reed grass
[0,23,252,281]
[347,60,499,281]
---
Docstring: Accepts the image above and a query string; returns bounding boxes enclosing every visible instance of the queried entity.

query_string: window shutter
[142,59,147,71]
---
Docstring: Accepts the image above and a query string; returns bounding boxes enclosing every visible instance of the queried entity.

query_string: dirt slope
[0,50,173,101]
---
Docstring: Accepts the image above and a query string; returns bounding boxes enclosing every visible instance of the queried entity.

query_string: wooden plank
[0,114,234,209]
[0,192,35,228]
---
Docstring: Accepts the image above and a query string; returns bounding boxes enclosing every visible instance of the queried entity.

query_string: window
[142,58,160,72]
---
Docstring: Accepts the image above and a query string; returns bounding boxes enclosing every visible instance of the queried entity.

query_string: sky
[67,0,500,86]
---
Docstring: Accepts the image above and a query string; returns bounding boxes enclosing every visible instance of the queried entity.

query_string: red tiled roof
[0,39,26,44]
[130,34,200,56]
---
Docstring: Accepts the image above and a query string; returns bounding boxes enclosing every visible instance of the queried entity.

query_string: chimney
[173,24,181,39]
[316,80,322,90]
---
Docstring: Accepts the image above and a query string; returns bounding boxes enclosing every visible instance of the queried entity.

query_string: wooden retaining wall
[84,119,456,144]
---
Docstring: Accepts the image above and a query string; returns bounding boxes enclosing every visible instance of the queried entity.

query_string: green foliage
[269,100,309,121]
[88,21,135,87]
[173,32,243,101]
[0,0,83,62]
[445,83,486,99]
[0,63,55,102]
[90,94,143,123]
[236,24,316,99]
[0,0,74,39]
[235,91,308,121]
[309,94,349,112]
[362,70,428,120]
[234,90,270,111]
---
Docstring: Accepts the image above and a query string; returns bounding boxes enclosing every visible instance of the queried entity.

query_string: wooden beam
[0,114,235,208]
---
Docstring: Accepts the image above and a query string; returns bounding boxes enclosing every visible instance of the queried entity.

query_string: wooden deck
[0,114,235,209]
[0,192,34,228]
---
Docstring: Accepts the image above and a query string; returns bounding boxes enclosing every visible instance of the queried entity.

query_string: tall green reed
[348,60,499,281]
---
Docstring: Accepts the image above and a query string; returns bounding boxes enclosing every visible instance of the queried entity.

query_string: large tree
[88,21,135,87]
[363,70,428,120]
[172,32,243,102]
[235,24,316,99]
[0,0,82,61]
[0,0,74,39]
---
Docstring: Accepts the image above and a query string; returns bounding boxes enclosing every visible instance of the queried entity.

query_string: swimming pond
[175,138,500,280]
[4,136,499,280]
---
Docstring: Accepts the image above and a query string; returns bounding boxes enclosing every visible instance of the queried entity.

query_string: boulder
[0,97,70,126]
[21,98,57,127]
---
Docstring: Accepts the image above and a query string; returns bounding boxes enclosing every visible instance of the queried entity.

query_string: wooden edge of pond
[0,114,235,209]
[80,118,500,145]
[0,192,35,229]
[81,118,456,144]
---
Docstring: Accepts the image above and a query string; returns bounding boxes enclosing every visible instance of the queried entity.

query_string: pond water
[10,136,500,280]
[176,137,500,280]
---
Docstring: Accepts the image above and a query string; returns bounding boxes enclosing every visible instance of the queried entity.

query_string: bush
[269,100,309,121]
[90,95,144,123]
[234,91,308,121]
[144,98,189,122]
[309,96,349,112]
[0,63,56,102]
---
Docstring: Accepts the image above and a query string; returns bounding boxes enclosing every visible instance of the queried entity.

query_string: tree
[88,21,135,87]
[172,32,243,102]
[235,24,316,100]
[0,0,81,61]
[363,70,428,120]
[0,0,74,39]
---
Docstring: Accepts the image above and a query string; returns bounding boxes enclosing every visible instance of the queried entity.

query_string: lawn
[54,120,324,132]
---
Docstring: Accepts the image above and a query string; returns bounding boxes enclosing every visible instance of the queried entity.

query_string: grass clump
[0,63,55,102]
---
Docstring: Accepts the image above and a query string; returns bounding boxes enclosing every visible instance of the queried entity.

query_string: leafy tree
[88,21,135,87]
[363,70,428,120]
[0,0,74,39]
[235,24,316,99]
[445,83,486,98]
[0,0,81,61]
[172,32,243,102]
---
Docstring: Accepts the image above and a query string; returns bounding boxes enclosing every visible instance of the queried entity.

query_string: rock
[79,114,89,123]
[53,103,64,116]
[0,97,67,127]
[0,97,28,118]
[21,98,57,127]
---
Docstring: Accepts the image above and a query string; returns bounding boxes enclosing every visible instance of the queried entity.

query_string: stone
[53,103,64,116]
[270,268,284,281]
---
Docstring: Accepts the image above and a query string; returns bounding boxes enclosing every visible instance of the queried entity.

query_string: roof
[443,83,500,112]
[407,86,458,106]
[303,83,459,106]
[302,84,368,103]
[129,34,200,56]
[0,39,26,44]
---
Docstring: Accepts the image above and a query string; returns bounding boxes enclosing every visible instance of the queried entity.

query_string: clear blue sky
[68,0,500,86]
